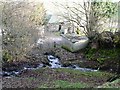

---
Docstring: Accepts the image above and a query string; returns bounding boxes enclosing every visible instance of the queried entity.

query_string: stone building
[45,15,76,34]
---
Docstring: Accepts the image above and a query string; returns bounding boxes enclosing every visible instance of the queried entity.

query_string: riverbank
[2,67,115,88]
[2,46,119,76]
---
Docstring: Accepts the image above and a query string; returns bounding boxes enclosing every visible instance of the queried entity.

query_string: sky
[1,0,120,15]
[39,0,120,15]
[40,0,83,14]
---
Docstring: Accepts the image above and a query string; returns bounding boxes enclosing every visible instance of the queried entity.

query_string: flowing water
[48,55,62,68]
[1,55,98,77]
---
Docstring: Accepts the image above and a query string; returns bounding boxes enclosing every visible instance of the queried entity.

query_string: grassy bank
[2,67,116,88]
[34,68,114,88]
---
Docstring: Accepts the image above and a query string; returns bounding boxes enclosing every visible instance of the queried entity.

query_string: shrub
[98,31,114,48]
[113,31,120,47]
[2,1,46,62]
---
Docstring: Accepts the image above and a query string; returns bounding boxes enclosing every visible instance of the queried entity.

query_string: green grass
[33,67,114,88]
[34,67,114,79]
[85,47,120,63]
[39,80,89,88]
[27,77,36,81]
[55,68,114,78]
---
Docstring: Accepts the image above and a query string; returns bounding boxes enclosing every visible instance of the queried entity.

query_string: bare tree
[54,0,117,39]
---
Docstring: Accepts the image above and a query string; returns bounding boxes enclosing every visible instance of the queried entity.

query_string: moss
[3,50,13,62]
[85,47,120,63]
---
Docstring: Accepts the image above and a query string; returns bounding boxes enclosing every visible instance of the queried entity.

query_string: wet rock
[44,51,55,56]
[68,65,76,68]
[2,63,21,72]
[42,61,51,66]
[43,52,49,55]
[22,63,39,69]
[62,63,72,67]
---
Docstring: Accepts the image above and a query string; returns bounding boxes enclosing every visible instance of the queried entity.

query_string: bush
[98,31,114,48]
[2,1,46,62]
[113,31,120,47]
[85,47,119,64]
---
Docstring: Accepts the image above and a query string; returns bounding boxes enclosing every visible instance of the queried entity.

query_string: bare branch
[67,7,86,22]
[71,6,85,14]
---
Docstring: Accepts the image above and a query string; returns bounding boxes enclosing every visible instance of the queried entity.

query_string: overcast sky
[39,0,120,15]
[1,0,120,15]
[39,0,83,14]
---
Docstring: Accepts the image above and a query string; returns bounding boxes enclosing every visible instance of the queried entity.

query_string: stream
[1,55,98,77]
